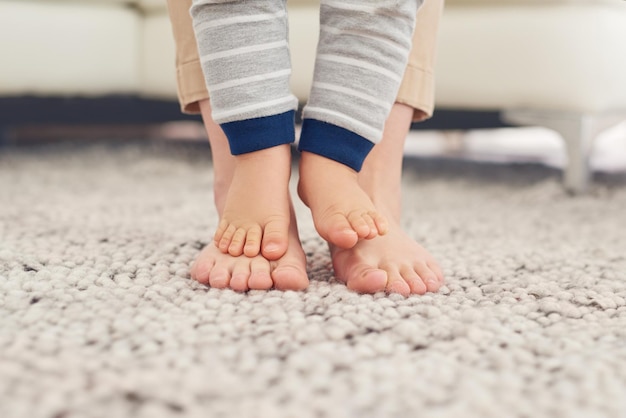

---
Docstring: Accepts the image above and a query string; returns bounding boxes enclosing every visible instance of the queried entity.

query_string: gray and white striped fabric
[190,0,297,124]
[303,0,419,144]
[190,0,420,169]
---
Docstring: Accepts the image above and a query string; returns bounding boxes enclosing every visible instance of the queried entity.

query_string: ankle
[299,151,358,179]
[213,179,230,217]
[373,195,402,223]
[298,152,358,205]
[235,144,291,166]
[359,178,402,222]
[231,144,293,189]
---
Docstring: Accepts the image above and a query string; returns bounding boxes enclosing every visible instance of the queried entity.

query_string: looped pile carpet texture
[1,142,625,418]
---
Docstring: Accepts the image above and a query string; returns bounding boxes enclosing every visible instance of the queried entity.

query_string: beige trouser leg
[166,0,443,122]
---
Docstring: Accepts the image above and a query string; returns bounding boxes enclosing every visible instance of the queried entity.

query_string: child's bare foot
[330,213,444,296]
[193,204,308,292]
[214,144,292,260]
[297,152,388,250]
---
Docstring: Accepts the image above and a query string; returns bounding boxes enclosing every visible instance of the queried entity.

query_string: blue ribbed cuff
[221,111,296,155]
[297,118,374,172]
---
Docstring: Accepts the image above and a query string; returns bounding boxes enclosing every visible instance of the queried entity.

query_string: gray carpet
[1,142,626,418]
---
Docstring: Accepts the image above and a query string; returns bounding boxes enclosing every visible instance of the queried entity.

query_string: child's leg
[190,0,297,260]
[298,0,420,249]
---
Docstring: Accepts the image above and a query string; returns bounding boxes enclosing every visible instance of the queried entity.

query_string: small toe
[208,267,230,289]
[415,262,441,293]
[361,213,379,240]
[227,228,247,257]
[230,271,250,292]
[347,211,372,239]
[385,267,411,297]
[248,258,273,290]
[213,219,229,244]
[373,213,389,236]
[400,266,427,295]
[428,260,445,284]
[217,224,237,253]
[243,226,263,257]
[191,257,215,284]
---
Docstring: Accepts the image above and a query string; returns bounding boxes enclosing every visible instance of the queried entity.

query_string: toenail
[197,269,210,278]
[264,243,280,253]
[210,276,228,287]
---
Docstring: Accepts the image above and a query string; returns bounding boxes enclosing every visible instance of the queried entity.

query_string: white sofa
[1,0,625,192]
[0,0,319,101]
[436,0,626,192]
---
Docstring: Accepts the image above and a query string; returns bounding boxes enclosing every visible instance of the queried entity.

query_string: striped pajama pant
[190,0,421,171]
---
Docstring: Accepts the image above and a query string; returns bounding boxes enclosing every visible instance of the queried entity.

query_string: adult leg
[298,0,420,250]
[331,0,446,295]
[166,0,308,291]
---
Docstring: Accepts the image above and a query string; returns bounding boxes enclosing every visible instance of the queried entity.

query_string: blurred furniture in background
[434,0,626,193]
[1,0,625,193]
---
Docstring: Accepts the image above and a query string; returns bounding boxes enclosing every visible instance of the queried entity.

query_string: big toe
[272,264,309,291]
[261,218,289,260]
[323,214,359,249]
[343,264,388,294]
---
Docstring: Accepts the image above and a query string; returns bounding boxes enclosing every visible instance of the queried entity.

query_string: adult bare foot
[214,144,292,260]
[297,151,388,250]
[330,213,444,296]
[193,204,308,292]
[329,103,445,296]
